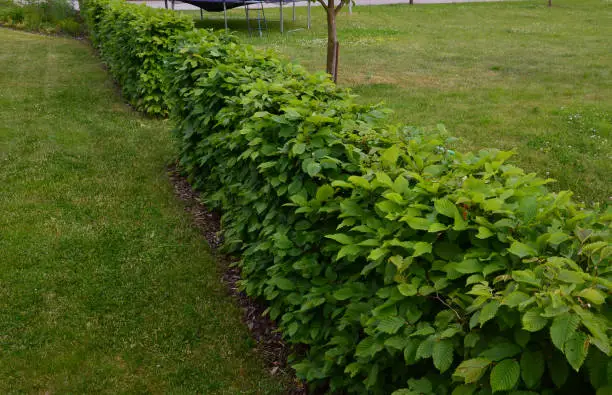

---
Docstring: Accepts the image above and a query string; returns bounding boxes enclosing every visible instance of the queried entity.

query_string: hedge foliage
[80,1,612,393]
[80,0,193,115]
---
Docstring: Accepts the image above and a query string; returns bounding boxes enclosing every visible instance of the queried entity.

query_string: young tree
[317,0,350,82]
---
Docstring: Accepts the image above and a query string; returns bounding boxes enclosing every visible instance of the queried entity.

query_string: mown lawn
[0,28,285,393]
[187,0,611,204]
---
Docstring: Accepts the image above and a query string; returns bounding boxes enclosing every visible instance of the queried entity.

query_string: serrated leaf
[464,332,480,348]
[503,291,530,307]
[428,222,449,232]
[413,241,432,257]
[433,339,454,373]
[508,241,537,258]
[326,233,354,245]
[355,336,383,358]
[455,259,483,274]
[548,353,569,387]
[381,144,401,167]
[435,199,458,218]
[454,358,491,384]
[490,359,520,392]
[476,226,494,239]
[512,270,541,286]
[416,336,435,360]
[550,313,580,352]
[292,142,306,155]
[479,343,522,362]
[398,283,418,297]
[522,310,548,332]
[378,316,405,334]
[565,331,589,371]
[520,350,545,389]
[334,287,354,300]
[558,269,584,284]
[479,300,500,326]
[405,216,432,231]
[315,184,334,202]
[348,175,371,190]
[270,277,295,291]
[514,329,530,348]
[577,288,606,305]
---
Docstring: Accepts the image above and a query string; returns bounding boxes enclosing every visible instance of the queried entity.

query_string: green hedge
[80,1,612,393]
[80,0,193,116]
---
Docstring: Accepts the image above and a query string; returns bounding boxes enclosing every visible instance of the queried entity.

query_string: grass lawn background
[0,28,285,393]
[186,0,611,204]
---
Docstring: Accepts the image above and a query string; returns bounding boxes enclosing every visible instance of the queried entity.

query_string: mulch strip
[168,165,310,394]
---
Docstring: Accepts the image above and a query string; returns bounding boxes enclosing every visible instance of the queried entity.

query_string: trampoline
[163,0,312,34]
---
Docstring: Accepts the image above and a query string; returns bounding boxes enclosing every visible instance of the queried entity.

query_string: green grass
[185,0,611,204]
[0,28,285,393]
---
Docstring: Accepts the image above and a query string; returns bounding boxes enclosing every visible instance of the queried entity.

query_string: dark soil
[167,165,309,394]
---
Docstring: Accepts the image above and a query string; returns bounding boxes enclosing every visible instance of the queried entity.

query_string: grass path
[0,28,284,393]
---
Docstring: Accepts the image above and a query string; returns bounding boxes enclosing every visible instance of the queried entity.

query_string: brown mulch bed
[168,165,310,394]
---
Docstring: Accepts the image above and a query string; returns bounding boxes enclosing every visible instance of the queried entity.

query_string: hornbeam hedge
[79,1,612,393]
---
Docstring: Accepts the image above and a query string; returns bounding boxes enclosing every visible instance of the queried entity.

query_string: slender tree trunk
[548,0,551,6]
[409,0,413,5]
[326,0,338,81]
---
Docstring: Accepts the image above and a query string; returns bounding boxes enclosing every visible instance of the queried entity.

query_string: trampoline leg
[307,0,311,29]
[223,0,228,31]
[246,5,251,36]
[200,9,204,20]
[280,0,283,33]
[292,0,295,22]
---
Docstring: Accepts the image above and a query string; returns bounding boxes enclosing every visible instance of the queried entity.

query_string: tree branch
[317,0,328,10]
[334,0,345,15]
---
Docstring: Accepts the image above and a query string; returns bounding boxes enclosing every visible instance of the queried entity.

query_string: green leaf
[479,300,500,326]
[428,222,449,232]
[405,216,432,231]
[490,359,520,392]
[306,161,322,177]
[577,288,606,305]
[348,175,371,190]
[550,313,580,352]
[565,331,589,371]
[548,353,569,387]
[334,287,355,300]
[326,233,354,245]
[558,269,585,284]
[398,283,418,297]
[476,226,494,239]
[479,343,521,361]
[378,316,405,334]
[522,310,548,332]
[508,241,537,258]
[416,336,435,359]
[455,259,483,274]
[413,242,432,257]
[433,339,454,373]
[435,199,458,218]
[270,277,295,291]
[355,336,383,358]
[452,385,477,395]
[512,270,541,287]
[520,350,545,389]
[315,185,334,202]
[503,291,531,307]
[454,358,491,384]
[381,144,401,167]
[292,142,306,155]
